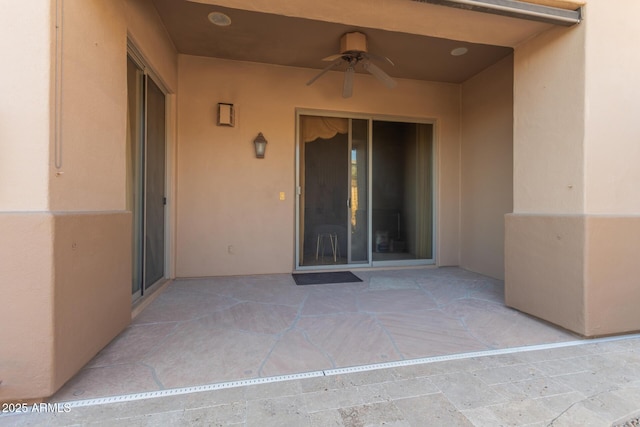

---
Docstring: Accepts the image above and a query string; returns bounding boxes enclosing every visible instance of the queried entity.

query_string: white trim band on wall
[413,0,582,26]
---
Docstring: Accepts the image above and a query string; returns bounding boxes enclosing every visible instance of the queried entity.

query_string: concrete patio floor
[4,336,640,426]
[3,267,640,426]
[51,267,579,401]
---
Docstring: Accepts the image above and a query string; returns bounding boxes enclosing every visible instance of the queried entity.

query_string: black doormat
[292,271,362,286]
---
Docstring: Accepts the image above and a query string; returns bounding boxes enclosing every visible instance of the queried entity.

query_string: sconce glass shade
[253,132,267,158]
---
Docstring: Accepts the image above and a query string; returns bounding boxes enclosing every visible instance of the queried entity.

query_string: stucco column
[0,1,131,402]
[0,1,57,403]
[507,0,640,336]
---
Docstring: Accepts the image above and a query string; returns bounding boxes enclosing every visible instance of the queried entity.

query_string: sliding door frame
[295,108,438,271]
[128,41,173,301]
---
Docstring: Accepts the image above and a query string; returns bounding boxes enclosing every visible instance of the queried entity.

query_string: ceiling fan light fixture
[340,32,368,54]
[208,11,231,26]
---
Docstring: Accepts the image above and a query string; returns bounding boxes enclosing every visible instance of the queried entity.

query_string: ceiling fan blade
[364,52,395,67]
[343,65,355,98]
[306,59,344,86]
[362,60,397,89]
[322,53,344,62]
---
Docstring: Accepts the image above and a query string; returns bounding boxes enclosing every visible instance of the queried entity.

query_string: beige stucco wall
[1,211,131,403]
[0,1,51,210]
[583,0,640,214]
[49,0,127,212]
[0,0,56,402]
[460,55,514,280]
[0,214,55,400]
[53,212,131,388]
[506,215,587,332]
[176,55,462,277]
[0,0,151,402]
[580,0,640,334]
[585,217,640,335]
[508,0,640,336]
[508,8,587,334]
[513,0,640,217]
[48,0,132,397]
[513,23,586,215]
[506,214,640,336]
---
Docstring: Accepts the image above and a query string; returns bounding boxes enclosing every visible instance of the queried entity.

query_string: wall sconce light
[253,132,268,159]
[217,103,234,126]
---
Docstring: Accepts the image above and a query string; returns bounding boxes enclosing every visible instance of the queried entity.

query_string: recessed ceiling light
[208,11,231,26]
[451,47,468,57]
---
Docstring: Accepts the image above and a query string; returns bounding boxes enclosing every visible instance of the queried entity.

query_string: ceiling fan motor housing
[341,32,368,54]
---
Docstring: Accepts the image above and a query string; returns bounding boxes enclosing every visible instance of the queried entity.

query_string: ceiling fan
[306,32,397,98]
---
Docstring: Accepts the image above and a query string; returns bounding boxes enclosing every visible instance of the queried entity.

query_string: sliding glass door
[127,53,167,299]
[297,112,434,269]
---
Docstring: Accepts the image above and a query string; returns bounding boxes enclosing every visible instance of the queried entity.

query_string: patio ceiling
[152,0,521,83]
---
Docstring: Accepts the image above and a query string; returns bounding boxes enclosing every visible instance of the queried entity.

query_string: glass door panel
[127,57,144,296]
[348,119,368,263]
[299,115,349,266]
[372,121,433,262]
[144,78,166,289]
